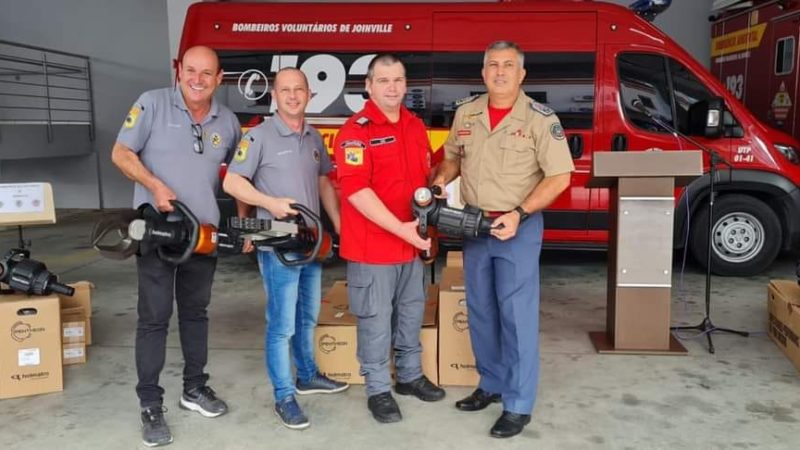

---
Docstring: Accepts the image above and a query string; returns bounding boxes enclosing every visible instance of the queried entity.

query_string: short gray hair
[483,41,525,68]
[366,54,404,80]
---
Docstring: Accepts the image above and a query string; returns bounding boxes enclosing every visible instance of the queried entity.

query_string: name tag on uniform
[369,136,396,146]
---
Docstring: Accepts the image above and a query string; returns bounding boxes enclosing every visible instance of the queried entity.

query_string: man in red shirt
[334,54,446,424]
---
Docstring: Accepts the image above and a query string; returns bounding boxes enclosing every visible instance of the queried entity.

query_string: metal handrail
[0,39,95,141]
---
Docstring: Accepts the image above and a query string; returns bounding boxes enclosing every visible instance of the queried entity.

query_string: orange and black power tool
[92,200,334,266]
[228,203,336,266]
[92,200,240,265]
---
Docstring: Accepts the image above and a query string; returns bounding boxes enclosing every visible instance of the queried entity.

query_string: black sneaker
[274,395,310,430]
[296,372,350,395]
[394,375,446,402]
[179,386,228,418]
[367,392,402,423]
[141,406,173,447]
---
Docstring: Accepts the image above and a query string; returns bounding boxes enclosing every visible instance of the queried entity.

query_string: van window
[619,52,742,137]
[775,36,795,76]
[618,53,673,132]
[431,52,595,130]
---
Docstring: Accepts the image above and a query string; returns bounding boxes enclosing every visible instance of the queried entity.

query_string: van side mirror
[705,97,724,139]
[687,96,724,139]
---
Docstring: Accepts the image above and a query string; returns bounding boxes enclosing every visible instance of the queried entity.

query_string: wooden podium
[587,151,702,354]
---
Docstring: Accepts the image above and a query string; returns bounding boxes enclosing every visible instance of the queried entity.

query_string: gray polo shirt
[116,87,241,225]
[227,114,332,221]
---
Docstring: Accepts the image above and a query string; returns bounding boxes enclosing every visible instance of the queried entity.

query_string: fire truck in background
[181,0,800,276]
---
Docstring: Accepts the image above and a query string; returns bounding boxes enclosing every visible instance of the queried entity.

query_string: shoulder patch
[355,116,369,126]
[530,101,554,116]
[234,138,250,162]
[124,103,143,129]
[550,122,566,140]
[454,94,480,107]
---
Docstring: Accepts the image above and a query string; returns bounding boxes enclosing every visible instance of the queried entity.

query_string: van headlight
[775,144,800,165]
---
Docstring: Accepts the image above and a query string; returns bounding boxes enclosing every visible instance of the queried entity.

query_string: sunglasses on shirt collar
[191,123,203,154]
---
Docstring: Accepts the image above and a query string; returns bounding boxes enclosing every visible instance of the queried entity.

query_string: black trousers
[135,252,217,408]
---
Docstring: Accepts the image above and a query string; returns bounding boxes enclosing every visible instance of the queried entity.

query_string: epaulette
[530,101,554,116]
[454,94,480,107]
[355,116,369,126]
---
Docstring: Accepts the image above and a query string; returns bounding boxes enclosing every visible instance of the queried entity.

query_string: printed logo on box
[318,334,349,354]
[449,362,477,371]
[452,312,469,332]
[10,371,49,382]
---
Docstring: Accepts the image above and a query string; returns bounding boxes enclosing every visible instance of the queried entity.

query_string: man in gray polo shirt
[111,45,241,447]
[223,67,347,430]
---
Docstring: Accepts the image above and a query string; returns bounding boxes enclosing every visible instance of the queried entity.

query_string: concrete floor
[2,210,800,450]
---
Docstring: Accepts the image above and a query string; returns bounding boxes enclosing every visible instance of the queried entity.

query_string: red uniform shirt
[334,100,432,264]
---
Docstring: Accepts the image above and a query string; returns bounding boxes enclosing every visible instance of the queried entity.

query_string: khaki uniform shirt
[443,93,575,211]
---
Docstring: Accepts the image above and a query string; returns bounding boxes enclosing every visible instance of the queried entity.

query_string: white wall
[0,0,170,208]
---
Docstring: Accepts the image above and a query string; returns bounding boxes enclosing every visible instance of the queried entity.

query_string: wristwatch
[514,206,529,222]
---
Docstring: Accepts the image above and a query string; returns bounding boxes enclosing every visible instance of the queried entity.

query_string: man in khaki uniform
[433,40,574,439]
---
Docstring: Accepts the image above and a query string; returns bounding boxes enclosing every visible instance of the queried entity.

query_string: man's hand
[152,183,177,212]
[490,211,520,241]
[266,197,299,219]
[394,219,431,251]
[241,237,254,254]
[431,176,448,199]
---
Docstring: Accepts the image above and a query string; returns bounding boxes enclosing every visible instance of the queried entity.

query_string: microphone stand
[632,102,748,354]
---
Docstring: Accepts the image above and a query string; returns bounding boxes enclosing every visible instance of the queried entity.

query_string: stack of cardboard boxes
[0,281,92,399]
[314,251,478,387]
[59,281,93,365]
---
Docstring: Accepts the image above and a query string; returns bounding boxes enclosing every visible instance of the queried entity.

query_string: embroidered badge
[234,138,249,162]
[345,147,364,166]
[211,132,222,148]
[550,122,566,140]
[313,148,321,163]
[124,104,142,129]
[340,139,366,149]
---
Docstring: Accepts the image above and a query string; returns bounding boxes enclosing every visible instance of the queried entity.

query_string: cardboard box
[446,251,463,268]
[61,306,91,345]
[438,266,479,386]
[61,308,86,344]
[767,280,800,373]
[314,281,439,385]
[315,282,362,384]
[0,294,64,399]
[62,343,87,365]
[59,281,93,345]
[58,281,93,317]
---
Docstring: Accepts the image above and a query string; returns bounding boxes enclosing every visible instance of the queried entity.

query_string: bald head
[182,46,221,74]
[273,67,308,90]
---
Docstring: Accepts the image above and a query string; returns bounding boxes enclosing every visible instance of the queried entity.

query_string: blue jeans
[257,250,322,401]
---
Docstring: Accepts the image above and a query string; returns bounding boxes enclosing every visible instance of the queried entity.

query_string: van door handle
[568,134,583,159]
[612,134,627,151]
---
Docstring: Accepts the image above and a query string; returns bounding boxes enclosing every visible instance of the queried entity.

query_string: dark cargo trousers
[135,252,216,408]
[347,259,425,397]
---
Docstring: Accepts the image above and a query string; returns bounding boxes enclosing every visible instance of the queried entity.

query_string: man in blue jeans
[223,67,347,430]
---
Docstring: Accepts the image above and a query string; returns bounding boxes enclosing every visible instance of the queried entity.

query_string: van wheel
[689,194,781,277]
